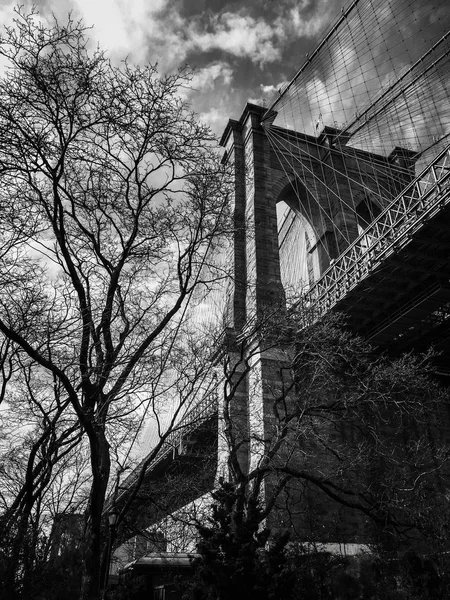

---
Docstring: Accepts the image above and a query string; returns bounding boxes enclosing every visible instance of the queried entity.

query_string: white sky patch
[247,81,287,108]
[198,107,227,131]
[282,2,332,39]
[261,81,287,95]
[0,1,17,22]
[72,0,129,50]
[190,62,234,92]
[69,0,155,63]
[188,12,281,65]
[260,83,279,95]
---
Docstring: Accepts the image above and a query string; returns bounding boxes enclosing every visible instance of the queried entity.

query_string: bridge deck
[306,144,450,373]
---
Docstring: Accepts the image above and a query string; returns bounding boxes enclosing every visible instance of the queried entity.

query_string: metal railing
[115,391,218,501]
[141,391,217,469]
[305,144,450,316]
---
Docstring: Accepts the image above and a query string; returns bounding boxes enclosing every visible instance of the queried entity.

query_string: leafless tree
[114,303,450,599]
[118,305,450,599]
[214,307,450,545]
[0,363,90,598]
[0,7,231,599]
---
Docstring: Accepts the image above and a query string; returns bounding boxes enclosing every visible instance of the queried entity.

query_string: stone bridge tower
[221,103,415,324]
[218,103,416,541]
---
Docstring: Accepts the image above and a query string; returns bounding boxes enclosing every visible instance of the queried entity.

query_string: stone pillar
[220,118,247,333]
[219,104,292,503]
[242,105,286,318]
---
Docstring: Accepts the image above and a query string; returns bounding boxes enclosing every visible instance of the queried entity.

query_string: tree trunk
[80,426,111,600]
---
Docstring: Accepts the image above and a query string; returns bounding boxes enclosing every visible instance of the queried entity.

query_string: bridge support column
[221,103,286,327]
[220,104,296,527]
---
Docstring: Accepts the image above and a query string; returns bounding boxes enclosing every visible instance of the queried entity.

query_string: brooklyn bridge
[114,0,450,573]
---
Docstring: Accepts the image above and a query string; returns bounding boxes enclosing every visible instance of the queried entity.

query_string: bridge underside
[333,202,450,375]
[116,416,217,537]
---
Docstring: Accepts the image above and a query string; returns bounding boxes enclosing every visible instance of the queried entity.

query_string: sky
[0,0,348,136]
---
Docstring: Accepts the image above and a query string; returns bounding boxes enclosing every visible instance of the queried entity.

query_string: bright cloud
[188,13,281,66]
[6,0,343,72]
[190,62,234,92]
[0,0,351,136]
[284,1,332,39]
[70,0,156,63]
[260,82,287,96]
[72,0,132,51]
[198,107,228,130]
[248,81,287,107]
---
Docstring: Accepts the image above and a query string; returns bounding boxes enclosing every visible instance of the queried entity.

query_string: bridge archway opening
[356,197,382,231]
[276,179,332,297]
[355,196,382,252]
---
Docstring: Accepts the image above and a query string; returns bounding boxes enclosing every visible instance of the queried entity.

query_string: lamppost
[102,509,119,599]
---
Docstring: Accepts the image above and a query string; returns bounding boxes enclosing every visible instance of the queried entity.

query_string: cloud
[198,107,227,130]
[248,81,287,107]
[70,0,156,63]
[9,0,345,74]
[176,4,335,68]
[260,82,286,96]
[282,0,333,39]
[187,12,281,66]
[189,61,234,92]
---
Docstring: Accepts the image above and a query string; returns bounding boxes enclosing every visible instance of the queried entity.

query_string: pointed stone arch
[276,178,338,292]
[355,195,382,252]
[355,195,382,233]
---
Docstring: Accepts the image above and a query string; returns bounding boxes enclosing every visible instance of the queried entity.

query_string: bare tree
[215,308,450,540]
[0,350,87,597]
[140,308,450,599]
[0,7,231,599]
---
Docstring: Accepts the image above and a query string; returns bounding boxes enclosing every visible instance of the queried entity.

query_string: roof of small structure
[124,552,200,571]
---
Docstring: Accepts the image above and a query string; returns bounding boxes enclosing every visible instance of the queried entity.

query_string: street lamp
[103,509,119,599]
[108,510,119,528]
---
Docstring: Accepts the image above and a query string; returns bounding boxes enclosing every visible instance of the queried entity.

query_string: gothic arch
[355,195,382,234]
[275,178,335,293]
[355,196,382,253]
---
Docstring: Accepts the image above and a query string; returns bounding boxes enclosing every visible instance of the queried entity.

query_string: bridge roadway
[306,143,450,375]
[112,394,218,524]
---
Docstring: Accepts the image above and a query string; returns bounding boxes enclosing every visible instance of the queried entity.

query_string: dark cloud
[12,0,445,139]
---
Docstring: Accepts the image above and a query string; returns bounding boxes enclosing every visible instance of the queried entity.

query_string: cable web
[263,0,450,295]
